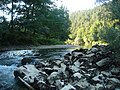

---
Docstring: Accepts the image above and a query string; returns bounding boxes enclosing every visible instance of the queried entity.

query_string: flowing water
[0,45,78,90]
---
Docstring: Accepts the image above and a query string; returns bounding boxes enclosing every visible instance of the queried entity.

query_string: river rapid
[0,45,78,90]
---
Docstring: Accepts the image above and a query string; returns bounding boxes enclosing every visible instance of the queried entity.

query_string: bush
[99,27,120,50]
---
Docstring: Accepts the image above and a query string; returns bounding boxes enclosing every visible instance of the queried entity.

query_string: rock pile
[14,45,120,90]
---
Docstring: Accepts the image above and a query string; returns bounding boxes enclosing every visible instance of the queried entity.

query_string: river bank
[14,45,120,90]
[0,45,78,51]
[0,45,78,90]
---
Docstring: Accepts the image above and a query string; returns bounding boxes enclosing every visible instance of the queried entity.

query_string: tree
[66,3,112,47]
[0,0,70,45]
[66,0,120,49]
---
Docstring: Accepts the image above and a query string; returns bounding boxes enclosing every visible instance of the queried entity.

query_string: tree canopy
[66,0,120,49]
[0,0,120,50]
[0,0,70,45]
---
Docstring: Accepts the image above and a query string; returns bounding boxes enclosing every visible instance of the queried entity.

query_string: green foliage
[99,26,120,49]
[0,0,70,45]
[66,2,120,49]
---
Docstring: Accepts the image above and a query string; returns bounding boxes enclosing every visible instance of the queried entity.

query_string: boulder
[115,88,120,90]
[72,48,87,54]
[95,83,104,90]
[92,74,104,84]
[111,68,120,75]
[47,72,59,84]
[58,63,67,77]
[14,65,40,83]
[65,66,74,78]
[42,68,57,75]
[35,61,47,68]
[74,60,80,68]
[106,77,120,89]
[87,47,99,54]
[55,80,64,90]
[101,71,111,77]
[108,78,120,84]
[49,85,56,90]
[55,60,62,66]
[21,58,32,65]
[61,84,76,90]
[64,53,72,60]
[83,53,96,63]
[73,79,90,90]
[84,53,95,58]
[96,58,112,68]
[72,72,83,81]
[106,84,115,90]
[33,81,49,90]
[70,65,80,73]
[72,51,85,57]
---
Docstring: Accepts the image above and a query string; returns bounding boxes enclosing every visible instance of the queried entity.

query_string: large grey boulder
[96,58,112,68]
[14,65,47,84]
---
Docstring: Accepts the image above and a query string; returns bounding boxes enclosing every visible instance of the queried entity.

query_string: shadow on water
[0,46,77,90]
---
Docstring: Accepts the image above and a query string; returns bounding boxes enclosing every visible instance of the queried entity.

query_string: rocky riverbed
[14,45,120,90]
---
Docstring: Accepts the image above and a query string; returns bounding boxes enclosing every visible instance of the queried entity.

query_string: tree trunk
[10,0,14,31]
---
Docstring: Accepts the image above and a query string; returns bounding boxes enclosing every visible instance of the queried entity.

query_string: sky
[55,0,97,12]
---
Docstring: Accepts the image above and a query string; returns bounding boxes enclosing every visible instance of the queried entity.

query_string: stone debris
[61,84,76,90]
[14,45,120,90]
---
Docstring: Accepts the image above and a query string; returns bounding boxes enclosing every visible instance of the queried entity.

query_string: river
[0,45,78,90]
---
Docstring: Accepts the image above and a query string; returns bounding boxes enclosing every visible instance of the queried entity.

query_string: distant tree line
[0,0,70,45]
[66,0,120,50]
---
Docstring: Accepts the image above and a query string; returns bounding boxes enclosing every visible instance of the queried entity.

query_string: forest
[0,0,120,50]
[0,0,70,45]
[66,0,120,50]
